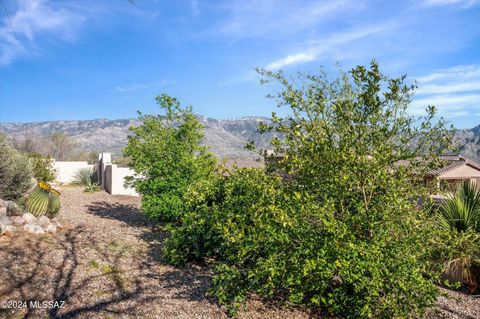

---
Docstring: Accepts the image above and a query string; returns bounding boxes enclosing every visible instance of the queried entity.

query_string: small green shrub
[72,167,101,192]
[28,153,56,182]
[0,134,34,200]
[166,168,440,318]
[433,181,480,292]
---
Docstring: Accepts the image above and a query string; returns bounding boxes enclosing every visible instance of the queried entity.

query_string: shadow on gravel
[0,227,158,319]
[85,201,219,306]
[86,201,153,228]
[86,201,168,263]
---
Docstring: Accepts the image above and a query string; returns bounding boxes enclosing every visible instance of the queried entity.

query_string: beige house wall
[439,164,480,184]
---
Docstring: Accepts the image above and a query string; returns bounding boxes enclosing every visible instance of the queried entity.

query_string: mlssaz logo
[29,300,65,309]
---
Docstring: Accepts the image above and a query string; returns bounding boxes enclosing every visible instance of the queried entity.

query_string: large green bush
[164,62,455,318]
[166,168,441,317]
[0,134,34,200]
[124,94,217,223]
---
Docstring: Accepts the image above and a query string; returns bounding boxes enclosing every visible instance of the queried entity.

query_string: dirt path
[0,187,310,319]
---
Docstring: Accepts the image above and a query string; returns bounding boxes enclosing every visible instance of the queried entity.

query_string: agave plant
[84,179,101,193]
[438,181,480,233]
[73,167,95,185]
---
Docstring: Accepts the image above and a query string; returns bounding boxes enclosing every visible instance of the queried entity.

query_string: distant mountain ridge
[2,118,480,162]
[0,117,275,160]
[453,125,480,162]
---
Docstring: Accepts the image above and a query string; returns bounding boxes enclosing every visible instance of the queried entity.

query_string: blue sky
[0,0,479,128]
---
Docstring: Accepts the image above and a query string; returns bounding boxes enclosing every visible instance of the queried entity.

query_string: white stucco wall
[53,161,93,184]
[108,164,138,196]
[53,154,139,196]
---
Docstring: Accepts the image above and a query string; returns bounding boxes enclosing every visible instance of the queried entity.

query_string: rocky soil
[0,187,478,318]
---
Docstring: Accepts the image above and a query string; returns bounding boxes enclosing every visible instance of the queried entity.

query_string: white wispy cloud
[266,52,317,70]
[0,0,85,65]
[416,65,480,83]
[422,0,479,7]
[411,93,480,114]
[208,0,358,39]
[415,81,480,95]
[265,25,391,70]
[411,65,480,117]
[217,70,259,87]
[115,81,174,93]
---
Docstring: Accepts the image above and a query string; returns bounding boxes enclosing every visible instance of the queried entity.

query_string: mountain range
[0,117,275,160]
[2,118,480,162]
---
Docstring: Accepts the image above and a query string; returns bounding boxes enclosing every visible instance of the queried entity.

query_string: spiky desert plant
[47,188,61,217]
[438,181,480,232]
[26,182,52,216]
[73,167,94,185]
[84,179,101,193]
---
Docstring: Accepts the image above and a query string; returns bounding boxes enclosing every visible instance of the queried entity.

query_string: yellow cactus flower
[50,189,61,196]
[38,181,52,191]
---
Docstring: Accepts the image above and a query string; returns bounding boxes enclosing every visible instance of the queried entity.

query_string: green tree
[252,61,454,316]
[124,94,217,222]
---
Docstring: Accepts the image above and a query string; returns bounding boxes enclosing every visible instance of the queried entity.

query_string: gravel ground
[0,186,478,318]
[0,187,311,319]
[426,288,480,319]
